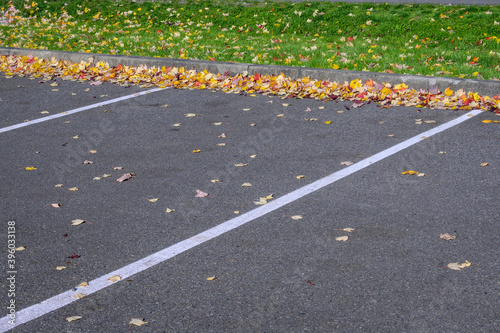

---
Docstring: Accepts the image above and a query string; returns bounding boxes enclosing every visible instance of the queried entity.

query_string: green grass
[1,0,500,80]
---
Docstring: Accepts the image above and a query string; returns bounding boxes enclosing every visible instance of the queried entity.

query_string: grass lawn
[1,0,500,80]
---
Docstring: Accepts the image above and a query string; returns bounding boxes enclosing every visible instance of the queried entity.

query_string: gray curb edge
[2,47,499,96]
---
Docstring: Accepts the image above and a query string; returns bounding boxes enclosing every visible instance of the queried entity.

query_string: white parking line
[0,109,483,332]
[0,87,168,134]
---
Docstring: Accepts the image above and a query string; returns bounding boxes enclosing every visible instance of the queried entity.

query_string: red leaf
[307,280,315,285]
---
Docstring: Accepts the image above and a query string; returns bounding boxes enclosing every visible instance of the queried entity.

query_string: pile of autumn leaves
[1,54,499,112]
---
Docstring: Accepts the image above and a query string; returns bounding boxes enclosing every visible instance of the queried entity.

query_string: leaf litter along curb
[1,55,499,112]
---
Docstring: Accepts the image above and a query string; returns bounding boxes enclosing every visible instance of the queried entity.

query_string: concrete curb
[2,47,500,96]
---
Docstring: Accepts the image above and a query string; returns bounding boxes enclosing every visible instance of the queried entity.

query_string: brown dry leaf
[336,236,349,241]
[148,198,159,203]
[440,233,457,241]
[69,187,78,191]
[108,275,121,282]
[480,162,489,167]
[77,282,89,287]
[206,276,217,281]
[51,203,62,208]
[73,293,86,299]
[195,189,209,197]
[15,246,26,251]
[83,160,93,165]
[71,219,86,226]
[129,318,148,327]
[234,163,248,167]
[116,173,135,182]
[291,215,303,220]
[343,227,355,232]
[340,161,354,166]
[66,316,82,322]
[56,266,67,270]
[241,183,252,187]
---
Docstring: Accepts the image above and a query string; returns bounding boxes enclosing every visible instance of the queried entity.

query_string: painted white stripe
[0,109,483,332]
[0,87,167,134]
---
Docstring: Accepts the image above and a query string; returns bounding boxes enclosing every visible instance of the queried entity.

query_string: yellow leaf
[234,211,240,214]
[66,316,82,322]
[444,87,454,96]
[73,293,86,299]
[336,236,349,241]
[108,275,121,282]
[439,233,456,240]
[447,261,470,270]
[324,120,332,124]
[401,170,418,175]
[102,174,111,178]
[15,246,26,251]
[193,150,201,153]
[296,175,306,179]
[72,135,79,139]
[89,150,97,153]
[166,208,175,213]
[480,162,489,167]
[234,163,248,167]
[343,228,355,232]
[217,143,226,147]
[71,219,86,225]
[69,187,78,191]
[291,215,303,220]
[172,123,181,127]
[213,122,222,125]
[185,113,197,117]
[250,155,258,158]
[129,318,148,326]
[148,198,159,202]
[206,276,217,281]
[40,111,49,114]
[243,108,251,111]
[265,194,274,200]
[77,282,89,287]
[241,183,252,187]
[55,184,63,187]
[56,266,67,270]
[282,103,290,106]
[482,120,492,123]
[26,167,37,170]
[210,179,219,183]
[254,197,268,205]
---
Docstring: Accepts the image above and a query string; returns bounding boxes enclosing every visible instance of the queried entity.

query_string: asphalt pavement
[0,57,499,332]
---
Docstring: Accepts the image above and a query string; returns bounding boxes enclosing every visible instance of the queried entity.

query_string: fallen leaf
[129,318,148,326]
[447,261,471,270]
[213,122,222,125]
[340,161,354,166]
[307,280,315,285]
[254,197,268,205]
[277,114,285,117]
[304,118,318,121]
[234,211,240,214]
[417,173,426,177]
[210,179,220,183]
[185,113,197,117]
[336,236,349,241]
[148,198,159,202]
[401,170,419,175]
[77,282,89,287]
[55,184,63,187]
[480,162,489,167]
[243,108,251,111]
[113,166,123,170]
[193,149,201,153]
[241,183,252,187]
[172,123,181,127]
[56,266,67,270]
[25,167,37,171]
[116,173,135,182]
[250,155,258,158]
[424,120,437,124]
[108,275,121,282]
[50,82,58,87]
[51,203,62,208]
[305,107,312,112]
[337,111,345,113]
[343,228,355,232]
[83,160,93,165]
[71,219,86,226]
[291,215,303,220]
[439,151,446,154]
[69,187,78,191]
[93,177,102,180]
[40,111,49,114]
[73,293,86,299]
[166,208,175,213]
[217,143,226,147]
[296,175,306,179]
[324,120,332,124]
[195,189,209,197]
[89,150,97,153]
[102,174,111,178]
[318,106,325,109]
[161,104,169,107]
[440,233,457,240]
[234,163,248,167]
[15,246,25,251]
[66,316,82,322]
[219,133,227,138]
[72,135,79,139]
[282,103,290,106]
[206,276,217,281]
